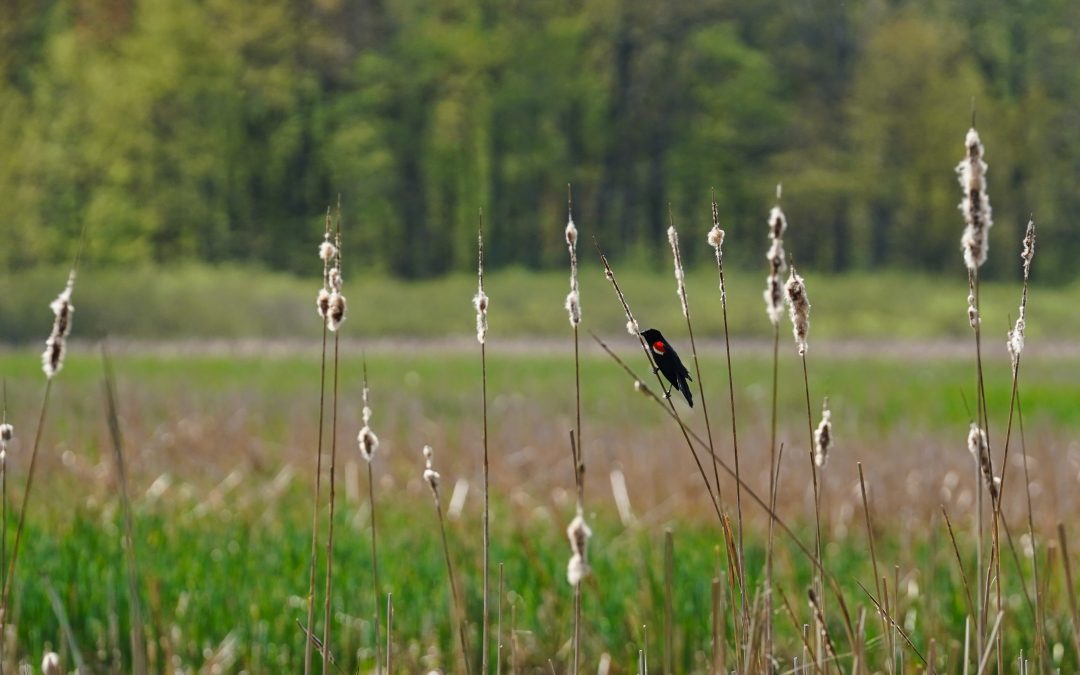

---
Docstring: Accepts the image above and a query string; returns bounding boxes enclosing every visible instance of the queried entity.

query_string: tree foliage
[1,0,1077,278]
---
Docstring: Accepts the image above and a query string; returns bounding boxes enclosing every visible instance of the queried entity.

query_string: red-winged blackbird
[641,328,693,407]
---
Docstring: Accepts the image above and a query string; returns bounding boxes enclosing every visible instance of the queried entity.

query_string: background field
[2,303,1077,671]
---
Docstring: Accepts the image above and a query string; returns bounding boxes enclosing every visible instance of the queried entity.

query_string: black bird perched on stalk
[640,328,693,407]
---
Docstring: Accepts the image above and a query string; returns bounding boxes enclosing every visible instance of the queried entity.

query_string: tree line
[1,0,1077,279]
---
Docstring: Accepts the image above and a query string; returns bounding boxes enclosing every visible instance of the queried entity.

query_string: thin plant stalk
[765,321,780,664]
[321,328,341,672]
[859,464,891,674]
[322,207,344,674]
[709,196,748,640]
[498,562,504,675]
[304,208,334,675]
[0,378,52,634]
[303,321,328,675]
[475,225,492,675]
[566,190,585,675]
[426,451,472,675]
[368,461,381,672]
[800,354,824,656]
[360,357,382,673]
[101,346,147,675]
[385,593,393,675]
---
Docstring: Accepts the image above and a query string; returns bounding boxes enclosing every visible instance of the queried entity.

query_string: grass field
[1,338,1077,672]
[3,263,1080,343]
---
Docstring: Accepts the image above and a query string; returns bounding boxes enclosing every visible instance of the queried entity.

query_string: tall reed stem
[321,330,341,672]
[0,377,52,635]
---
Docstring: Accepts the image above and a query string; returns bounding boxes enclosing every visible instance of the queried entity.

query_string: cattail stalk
[565,189,587,675]
[668,213,743,652]
[101,346,148,675]
[958,124,996,656]
[304,209,333,675]
[786,264,824,651]
[0,388,10,669]
[322,206,345,674]
[1,252,82,638]
[474,224,492,675]
[708,197,749,641]
[424,445,472,675]
[357,360,382,672]
[763,186,787,664]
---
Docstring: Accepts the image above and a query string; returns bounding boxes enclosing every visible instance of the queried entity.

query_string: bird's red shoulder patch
[652,340,666,354]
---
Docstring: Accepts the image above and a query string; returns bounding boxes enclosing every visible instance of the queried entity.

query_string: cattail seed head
[785,267,810,355]
[1021,219,1036,280]
[358,427,379,463]
[422,445,440,492]
[967,292,979,328]
[0,423,11,443]
[473,289,489,344]
[326,292,347,332]
[764,204,788,326]
[667,225,689,318]
[565,290,581,326]
[42,652,61,675]
[957,128,993,271]
[42,272,76,379]
[316,288,331,319]
[967,423,997,501]
[814,402,832,468]
[566,512,592,585]
[626,319,639,336]
[565,212,582,328]
[1008,317,1025,365]
[707,226,725,251]
[474,231,488,344]
[328,268,343,293]
[319,240,338,263]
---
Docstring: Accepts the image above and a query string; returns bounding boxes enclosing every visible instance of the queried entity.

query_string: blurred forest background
[1,0,1078,279]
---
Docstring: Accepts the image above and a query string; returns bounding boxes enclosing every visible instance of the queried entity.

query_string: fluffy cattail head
[42,652,61,675]
[316,288,331,319]
[967,292,979,329]
[813,401,832,468]
[319,240,337,263]
[566,512,592,585]
[42,272,76,379]
[326,292,347,332]
[422,445,440,492]
[1021,219,1036,280]
[768,206,787,240]
[565,291,581,327]
[957,127,993,271]
[785,267,810,355]
[667,225,689,318]
[565,211,581,327]
[625,318,639,336]
[967,422,997,501]
[473,289,489,343]
[358,427,379,463]
[0,422,11,461]
[708,226,725,251]
[328,268,343,293]
[764,205,788,326]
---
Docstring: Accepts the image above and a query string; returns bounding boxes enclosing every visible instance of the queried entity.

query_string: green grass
[1,263,1077,342]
